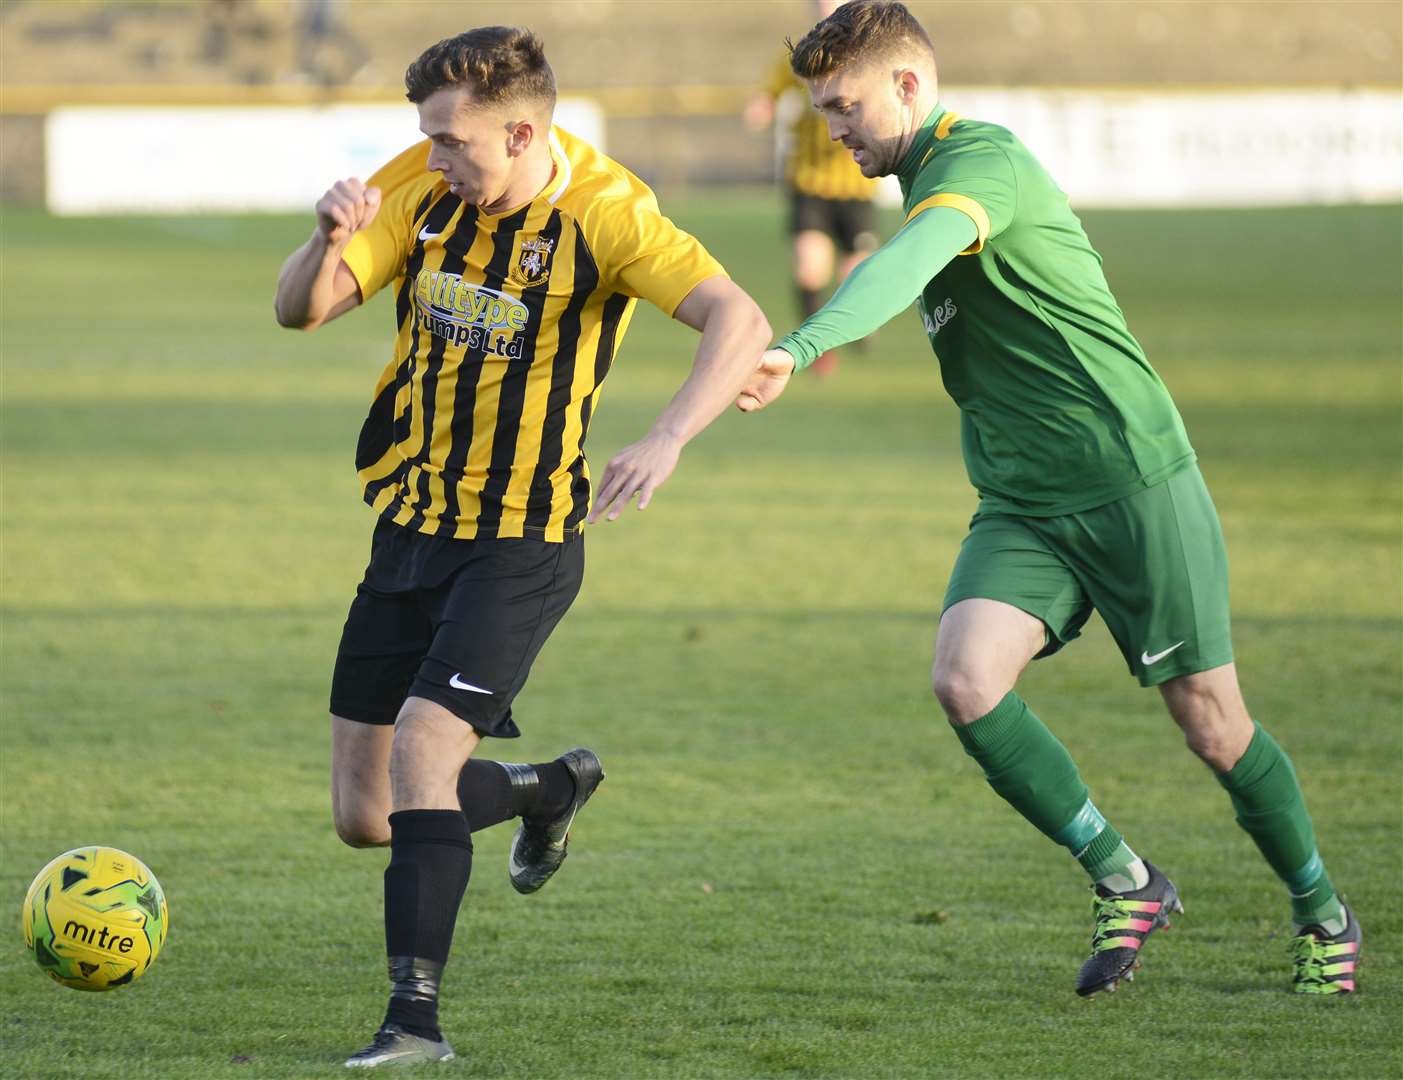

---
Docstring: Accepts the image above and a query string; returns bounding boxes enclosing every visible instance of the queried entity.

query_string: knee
[793,263,828,291]
[1164,678,1254,773]
[1181,724,1245,774]
[792,240,832,287]
[387,701,478,808]
[333,811,390,848]
[931,662,997,726]
[331,786,390,847]
[1174,701,1251,772]
[387,717,458,789]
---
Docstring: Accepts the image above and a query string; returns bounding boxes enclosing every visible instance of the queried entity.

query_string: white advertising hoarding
[938,87,1402,208]
[46,89,1401,214]
[46,99,606,215]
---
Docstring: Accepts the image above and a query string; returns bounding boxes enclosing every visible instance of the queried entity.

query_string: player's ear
[897,68,921,105]
[506,119,535,158]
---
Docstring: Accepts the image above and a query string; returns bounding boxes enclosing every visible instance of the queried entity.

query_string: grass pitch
[1,196,1399,1078]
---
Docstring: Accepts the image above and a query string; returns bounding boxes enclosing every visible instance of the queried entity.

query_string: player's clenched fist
[315,179,382,246]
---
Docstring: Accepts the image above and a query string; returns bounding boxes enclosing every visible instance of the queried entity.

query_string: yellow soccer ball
[21,846,168,991]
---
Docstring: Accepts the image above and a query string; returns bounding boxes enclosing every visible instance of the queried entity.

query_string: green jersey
[900,106,1194,515]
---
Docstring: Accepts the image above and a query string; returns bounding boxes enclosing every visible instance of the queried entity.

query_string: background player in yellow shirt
[746,0,880,376]
[274,25,770,1068]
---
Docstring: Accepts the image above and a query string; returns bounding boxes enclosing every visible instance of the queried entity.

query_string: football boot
[1291,902,1361,995]
[344,1024,454,1069]
[1075,860,1183,997]
[508,747,604,894]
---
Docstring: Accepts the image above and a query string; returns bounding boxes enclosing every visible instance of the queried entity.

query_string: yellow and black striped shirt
[341,127,726,542]
[765,54,878,203]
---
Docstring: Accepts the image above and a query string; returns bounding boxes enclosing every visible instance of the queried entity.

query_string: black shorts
[787,190,878,254]
[329,517,584,738]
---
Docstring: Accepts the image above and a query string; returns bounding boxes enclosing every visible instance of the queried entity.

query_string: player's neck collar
[898,104,946,178]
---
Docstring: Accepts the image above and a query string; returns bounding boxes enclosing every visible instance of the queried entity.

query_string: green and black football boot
[1075,860,1183,997]
[1291,902,1361,995]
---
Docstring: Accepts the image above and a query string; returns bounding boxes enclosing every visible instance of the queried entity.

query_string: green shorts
[943,465,1234,687]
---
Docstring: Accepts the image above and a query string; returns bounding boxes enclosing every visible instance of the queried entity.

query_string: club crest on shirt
[512,235,555,287]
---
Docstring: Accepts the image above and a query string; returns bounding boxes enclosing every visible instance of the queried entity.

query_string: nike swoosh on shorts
[1141,642,1186,666]
[449,674,493,694]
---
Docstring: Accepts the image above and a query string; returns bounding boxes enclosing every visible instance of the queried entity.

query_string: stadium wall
[2,0,1398,207]
[42,99,605,215]
[28,88,1403,215]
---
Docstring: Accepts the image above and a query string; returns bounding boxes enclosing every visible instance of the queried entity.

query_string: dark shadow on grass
[5,606,1400,638]
[1,604,343,620]
[1231,614,1402,635]
[6,396,1399,464]
[2,399,364,455]
[0,603,942,625]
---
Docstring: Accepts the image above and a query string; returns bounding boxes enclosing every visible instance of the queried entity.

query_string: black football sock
[527,760,576,820]
[456,759,575,829]
[456,759,519,832]
[382,810,471,1040]
[798,285,823,320]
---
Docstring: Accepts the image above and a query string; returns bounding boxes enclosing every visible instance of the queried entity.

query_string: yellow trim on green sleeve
[903,193,990,254]
[935,111,962,140]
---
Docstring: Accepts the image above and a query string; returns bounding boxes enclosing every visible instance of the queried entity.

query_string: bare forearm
[274,230,350,329]
[653,298,771,445]
[586,279,770,524]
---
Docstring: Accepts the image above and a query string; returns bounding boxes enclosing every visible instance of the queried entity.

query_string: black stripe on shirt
[522,225,601,534]
[433,204,533,535]
[564,291,631,532]
[395,193,461,335]
[399,203,479,532]
[361,193,460,508]
[473,209,566,539]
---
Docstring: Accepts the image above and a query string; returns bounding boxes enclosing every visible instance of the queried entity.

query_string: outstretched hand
[587,431,684,524]
[736,347,796,412]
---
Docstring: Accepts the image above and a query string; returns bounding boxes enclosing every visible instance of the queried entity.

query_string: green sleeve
[775,206,978,370]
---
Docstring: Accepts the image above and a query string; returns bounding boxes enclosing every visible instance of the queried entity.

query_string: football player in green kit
[737,0,1359,997]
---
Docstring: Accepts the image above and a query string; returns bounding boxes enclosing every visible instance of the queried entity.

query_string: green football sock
[955,692,1147,891]
[1076,828,1147,894]
[1216,722,1344,932]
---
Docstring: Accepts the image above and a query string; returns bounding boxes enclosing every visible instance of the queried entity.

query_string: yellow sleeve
[590,192,728,316]
[341,140,435,302]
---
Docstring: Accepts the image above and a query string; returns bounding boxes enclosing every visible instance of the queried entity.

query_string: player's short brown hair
[405,26,556,110]
[789,1,935,79]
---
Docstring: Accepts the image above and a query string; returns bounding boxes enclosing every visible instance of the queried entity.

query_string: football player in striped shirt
[275,26,769,1068]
